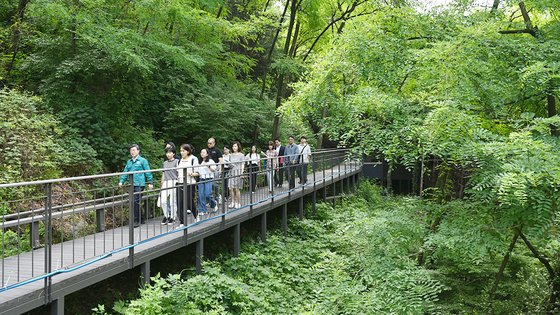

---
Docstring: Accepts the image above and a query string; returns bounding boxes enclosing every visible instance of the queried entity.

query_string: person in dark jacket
[274,139,286,187]
[119,144,153,227]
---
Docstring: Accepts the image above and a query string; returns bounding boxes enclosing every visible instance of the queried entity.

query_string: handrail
[0,150,351,222]
[0,148,350,188]
[0,148,361,300]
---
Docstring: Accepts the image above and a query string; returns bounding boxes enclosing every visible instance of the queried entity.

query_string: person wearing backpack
[177,144,199,226]
[159,148,179,225]
[118,144,153,228]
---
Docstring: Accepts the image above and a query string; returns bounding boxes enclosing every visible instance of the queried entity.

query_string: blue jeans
[198,180,215,214]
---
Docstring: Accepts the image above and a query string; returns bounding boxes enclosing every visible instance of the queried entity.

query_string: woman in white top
[176,144,198,225]
[265,141,278,193]
[245,145,260,193]
[228,142,245,208]
[197,148,217,217]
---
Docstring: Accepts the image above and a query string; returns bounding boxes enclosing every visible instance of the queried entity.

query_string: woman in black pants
[176,144,198,226]
[245,145,260,193]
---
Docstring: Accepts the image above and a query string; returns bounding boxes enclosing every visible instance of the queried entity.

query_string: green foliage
[98,182,552,313]
[0,89,101,185]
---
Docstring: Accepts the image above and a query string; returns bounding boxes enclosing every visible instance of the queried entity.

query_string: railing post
[30,220,40,249]
[338,156,342,194]
[183,168,188,244]
[322,153,326,202]
[300,163,305,219]
[44,183,52,305]
[249,163,253,217]
[128,173,134,269]
[95,193,105,232]
[312,156,317,218]
[222,168,227,215]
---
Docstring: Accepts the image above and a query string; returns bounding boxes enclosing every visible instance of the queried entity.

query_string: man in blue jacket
[284,136,299,189]
[119,144,154,227]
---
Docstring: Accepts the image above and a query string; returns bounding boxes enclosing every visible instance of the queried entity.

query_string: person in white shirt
[245,145,260,193]
[176,144,199,225]
[197,148,217,218]
[159,148,179,225]
[298,136,311,184]
[265,141,278,193]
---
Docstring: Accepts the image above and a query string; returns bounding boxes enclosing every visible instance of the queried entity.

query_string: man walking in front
[119,144,153,227]
[284,136,299,189]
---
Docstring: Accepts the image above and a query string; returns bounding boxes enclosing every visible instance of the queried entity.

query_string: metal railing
[0,148,361,299]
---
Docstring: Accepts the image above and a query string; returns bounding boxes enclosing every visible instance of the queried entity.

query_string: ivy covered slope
[96,183,550,314]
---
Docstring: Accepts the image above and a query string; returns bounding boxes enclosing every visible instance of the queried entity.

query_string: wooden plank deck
[0,163,360,314]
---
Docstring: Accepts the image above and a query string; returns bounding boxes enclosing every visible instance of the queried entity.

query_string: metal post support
[183,168,188,245]
[196,238,204,274]
[312,155,317,218]
[50,296,64,315]
[299,197,304,220]
[222,171,227,215]
[44,183,53,305]
[128,174,135,269]
[140,260,150,286]
[282,204,288,237]
[323,154,327,202]
[249,164,254,217]
[96,204,105,233]
[233,224,240,257]
[261,212,267,242]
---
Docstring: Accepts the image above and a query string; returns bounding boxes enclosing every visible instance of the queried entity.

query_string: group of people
[118,136,312,228]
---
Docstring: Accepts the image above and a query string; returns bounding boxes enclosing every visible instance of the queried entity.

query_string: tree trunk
[259,0,290,99]
[491,0,500,12]
[489,229,520,300]
[547,92,558,136]
[419,156,425,197]
[216,5,223,18]
[271,0,298,140]
[518,231,560,312]
[2,0,30,87]
[316,107,328,148]
[289,21,300,58]
[551,262,560,313]
[386,166,392,193]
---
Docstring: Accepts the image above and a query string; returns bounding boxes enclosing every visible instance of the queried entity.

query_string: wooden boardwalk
[0,163,361,314]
